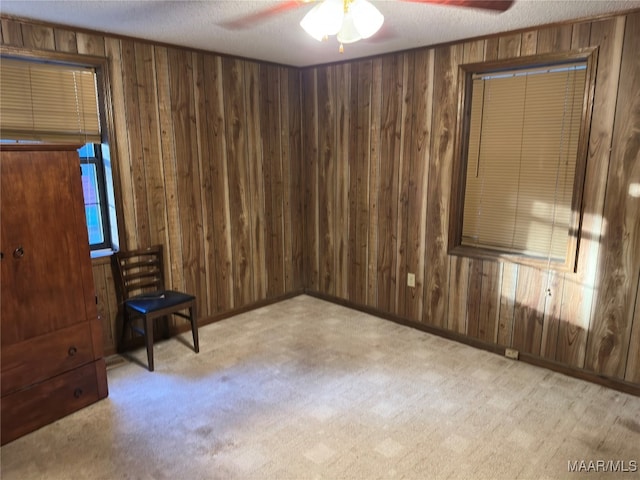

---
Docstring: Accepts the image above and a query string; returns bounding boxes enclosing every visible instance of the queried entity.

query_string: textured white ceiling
[1,0,639,67]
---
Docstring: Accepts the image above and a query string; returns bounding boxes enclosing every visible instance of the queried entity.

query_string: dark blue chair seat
[126,290,195,315]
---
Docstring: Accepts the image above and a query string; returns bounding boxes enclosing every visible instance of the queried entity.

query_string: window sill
[90,247,117,260]
[448,244,576,273]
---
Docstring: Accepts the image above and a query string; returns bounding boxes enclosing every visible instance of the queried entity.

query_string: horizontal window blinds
[0,58,100,143]
[462,64,586,261]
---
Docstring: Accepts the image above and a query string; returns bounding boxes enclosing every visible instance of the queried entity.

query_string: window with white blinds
[460,62,587,263]
[0,57,101,143]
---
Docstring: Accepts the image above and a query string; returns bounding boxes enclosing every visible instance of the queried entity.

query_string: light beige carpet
[1,295,639,479]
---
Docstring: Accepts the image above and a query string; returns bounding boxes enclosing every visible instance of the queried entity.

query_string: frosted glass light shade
[300,0,344,41]
[351,0,384,39]
[336,12,362,44]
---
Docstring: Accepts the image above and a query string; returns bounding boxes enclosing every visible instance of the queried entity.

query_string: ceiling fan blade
[221,1,312,30]
[400,0,514,12]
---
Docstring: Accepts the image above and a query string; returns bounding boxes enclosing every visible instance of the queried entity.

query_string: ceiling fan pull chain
[339,43,344,53]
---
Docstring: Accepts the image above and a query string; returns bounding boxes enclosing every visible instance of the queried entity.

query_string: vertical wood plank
[280,67,294,293]
[423,44,461,327]
[536,24,573,54]
[203,55,233,312]
[135,43,168,250]
[76,32,105,56]
[448,257,469,334]
[288,68,304,291]
[335,63,351,299]
[498,34,522,58]
[367,58,382,308]
[259,64,275,298]
[168,50,206,313]
[53,29,77,53]
[317,65,336,295]
[395,54,412,316]
[222,57,253,306]
[497,263,519,346]
[405,50,433,322]
[1,19,24,47]
[267,65,286,297]
[120,39,149,248]
[194,53,216,316]
[478,261,501,343]
[350,60,372,305]
[154,46,185,292]
[246,62,267,299]
[103,261,119,354]
[20,23,54,50]
[540,270,562,360]
[466,259,482,338]
[377,55,403,312]
[512,266,546,355]
[484,37,499,60]
[302,68,319,291]
[520,30,538,55]
[92,264,113,352]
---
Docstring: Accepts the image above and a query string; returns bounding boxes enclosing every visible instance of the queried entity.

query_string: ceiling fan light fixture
[301,0,384,50]
[300,0,344,41]
[350,0,384,39]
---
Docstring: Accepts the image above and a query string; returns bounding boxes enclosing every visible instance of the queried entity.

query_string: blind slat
[462,64,586,261]
[0,58,100,142]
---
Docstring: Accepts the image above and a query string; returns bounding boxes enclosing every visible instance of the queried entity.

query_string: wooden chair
[112,245,199,371]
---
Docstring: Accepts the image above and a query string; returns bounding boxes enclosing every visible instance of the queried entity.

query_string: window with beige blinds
[461,62,587,263]
[0,57,100,143]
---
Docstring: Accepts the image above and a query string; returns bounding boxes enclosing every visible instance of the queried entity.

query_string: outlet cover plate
[505,348,519,360]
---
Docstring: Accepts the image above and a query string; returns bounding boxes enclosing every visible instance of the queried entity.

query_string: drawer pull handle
[68,346,78,356]
[74,388,83,399]
[13,246,25,259]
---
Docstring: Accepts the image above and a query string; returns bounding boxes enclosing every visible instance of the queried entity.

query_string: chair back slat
[112,245,167,302]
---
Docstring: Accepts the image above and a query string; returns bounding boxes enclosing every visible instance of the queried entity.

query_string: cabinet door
[1,148,93,345]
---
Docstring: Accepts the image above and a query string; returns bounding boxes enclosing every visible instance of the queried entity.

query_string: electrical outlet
[407,273,416,288]
[505,348,519,360]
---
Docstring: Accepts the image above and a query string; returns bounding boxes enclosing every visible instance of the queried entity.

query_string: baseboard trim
[198,289,305,328]
[304,290,640,397]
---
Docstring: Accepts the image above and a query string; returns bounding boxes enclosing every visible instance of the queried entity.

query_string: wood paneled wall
[1,19,304,355]
[301,12,640,385]
[2,11,638,387]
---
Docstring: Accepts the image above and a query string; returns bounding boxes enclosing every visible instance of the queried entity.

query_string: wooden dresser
[1,144,108,445]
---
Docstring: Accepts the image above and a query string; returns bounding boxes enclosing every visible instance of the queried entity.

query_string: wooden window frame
[0,45,121,257]
[448,48,598,273]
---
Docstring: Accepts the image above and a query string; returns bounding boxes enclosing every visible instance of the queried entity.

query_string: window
[78,143,118,255]
[449,50,597,272]
[0,54,119,257]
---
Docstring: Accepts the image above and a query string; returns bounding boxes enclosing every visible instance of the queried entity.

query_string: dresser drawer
[1,361,103,445]
[1,322,95,396]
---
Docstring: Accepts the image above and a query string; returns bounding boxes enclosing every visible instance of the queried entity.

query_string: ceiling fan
[223,0,514,52]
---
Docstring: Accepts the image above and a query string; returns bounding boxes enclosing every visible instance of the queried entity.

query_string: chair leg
[144,315,155,372]
[120,310,130,345]
[190,304,199,353]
